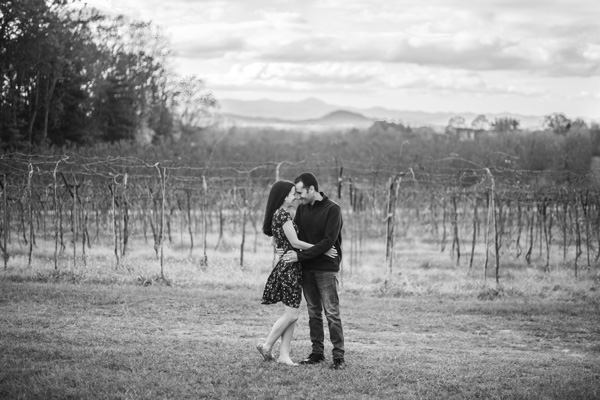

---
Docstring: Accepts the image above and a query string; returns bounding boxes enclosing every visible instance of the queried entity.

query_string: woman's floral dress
[261,208,303,308]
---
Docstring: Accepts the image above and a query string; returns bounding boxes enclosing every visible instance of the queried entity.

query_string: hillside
[316,110,372,123]
[219,98,548,129]
[220,109,374,130]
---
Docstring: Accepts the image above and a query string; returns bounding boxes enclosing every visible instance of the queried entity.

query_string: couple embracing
[256,172,346,370]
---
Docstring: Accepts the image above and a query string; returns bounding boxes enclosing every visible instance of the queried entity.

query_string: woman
[256,181,336,366]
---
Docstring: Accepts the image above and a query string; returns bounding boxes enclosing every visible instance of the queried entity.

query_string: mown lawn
[1,277,599,400]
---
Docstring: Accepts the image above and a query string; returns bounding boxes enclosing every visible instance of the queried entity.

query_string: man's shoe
[330,358,346,370]
[299,353,326,365]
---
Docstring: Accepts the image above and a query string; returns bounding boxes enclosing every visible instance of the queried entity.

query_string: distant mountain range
[221,109,375,130]
[218,97,547,130]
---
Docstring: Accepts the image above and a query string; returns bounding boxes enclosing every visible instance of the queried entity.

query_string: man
[283,172,346,370]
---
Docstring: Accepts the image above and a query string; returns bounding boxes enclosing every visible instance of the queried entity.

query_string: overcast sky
[89,0,599,119]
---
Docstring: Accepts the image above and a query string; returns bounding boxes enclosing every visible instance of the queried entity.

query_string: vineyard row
[1,165,599,284]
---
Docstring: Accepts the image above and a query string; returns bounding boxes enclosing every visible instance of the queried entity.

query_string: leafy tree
[90,17,165,142]
[590,123,600,157]
[571,118,588,129]
[1,0,105,146]
[471,114,490,131]
[0,2,217,147]
[44,7,105,145]
[171,75,219,138]
[446,116,466,134]
[543,112,572,135]
[491,117,520,132]
[557,127,593,176]
[0,0,50,146]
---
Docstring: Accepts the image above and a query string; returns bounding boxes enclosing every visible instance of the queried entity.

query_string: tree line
[0,0,217,148]
[2,1,599,181]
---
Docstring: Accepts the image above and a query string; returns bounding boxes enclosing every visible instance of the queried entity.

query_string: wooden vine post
[482,168,500,284]
[110,179,120,269]
[26,164,34,267]
[515,200,523,259]
[558,194,568,261]
[53,164,59,269]
[79,179,88,267]
[233,185,248,269]
[573,194,582,278]
[440,200,447,252]
[385,173,402,281]
[469,196,480,272]
[451,193,460,266]
[539,198,551,272]
[525,200,535,265]
[214,191,224,251]
[185,189,194,256]
[71,177,78,269]
[52,157,67,270]
[158,165,167,278]
[482,169,493,282]
[2,174,8,269]
[202,175,208,266]
[581,191,591,270]
[59,172,80,270]
[122,173,129,258]
[347,183,366,282]
[493,190,501,284]
[240,188,247,270]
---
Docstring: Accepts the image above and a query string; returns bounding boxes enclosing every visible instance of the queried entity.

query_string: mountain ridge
[218,97,547,128]
[220,109,375,130]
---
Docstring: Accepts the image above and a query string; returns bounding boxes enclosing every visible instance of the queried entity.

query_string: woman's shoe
[256,344,274,361]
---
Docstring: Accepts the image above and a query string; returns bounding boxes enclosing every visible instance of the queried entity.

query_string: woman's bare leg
[277,320,297,365]
[262,305,300,358]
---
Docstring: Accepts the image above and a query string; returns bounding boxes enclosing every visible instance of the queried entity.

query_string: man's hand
[283,251,299,263]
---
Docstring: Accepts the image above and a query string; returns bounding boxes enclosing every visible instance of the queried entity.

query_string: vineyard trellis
[0,152,599,283]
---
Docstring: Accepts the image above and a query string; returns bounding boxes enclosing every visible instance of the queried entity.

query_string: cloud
[257,10,308,26]
[250,6,600,76]
[206,62,378,91]
[162,1,599,78]
[202,61,550,99]
[164,4,314,59]
[110,0,600,77]
[99,0,600,118]
[252,31,529,71]
[174,35,247,58]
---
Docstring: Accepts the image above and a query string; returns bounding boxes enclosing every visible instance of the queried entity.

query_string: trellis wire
[0,153,599,282]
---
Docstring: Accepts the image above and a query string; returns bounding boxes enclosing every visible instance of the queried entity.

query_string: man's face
[295,181,313,205]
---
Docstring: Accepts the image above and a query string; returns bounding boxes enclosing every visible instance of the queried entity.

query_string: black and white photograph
[1,0,599,398]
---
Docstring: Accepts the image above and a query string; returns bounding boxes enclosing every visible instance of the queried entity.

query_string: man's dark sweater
[294,193,343,272]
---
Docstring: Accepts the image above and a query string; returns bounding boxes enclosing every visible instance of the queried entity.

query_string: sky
[87,0,600,119]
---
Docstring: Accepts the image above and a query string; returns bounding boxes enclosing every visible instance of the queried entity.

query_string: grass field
[1,236,600,399]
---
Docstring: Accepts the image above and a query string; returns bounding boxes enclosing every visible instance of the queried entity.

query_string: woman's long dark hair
[262,181,294,237]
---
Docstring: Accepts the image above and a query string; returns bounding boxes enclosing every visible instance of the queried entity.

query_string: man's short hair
[294,172,319,192]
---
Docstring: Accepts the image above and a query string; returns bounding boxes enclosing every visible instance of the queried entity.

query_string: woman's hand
[324,246,338,259]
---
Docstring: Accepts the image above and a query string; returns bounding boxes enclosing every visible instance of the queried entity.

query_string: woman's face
[283,186,296,207]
